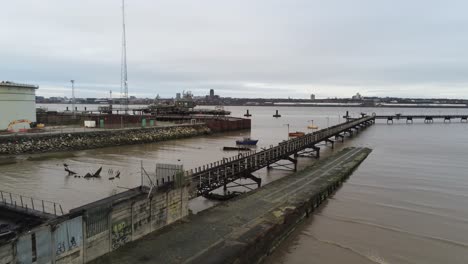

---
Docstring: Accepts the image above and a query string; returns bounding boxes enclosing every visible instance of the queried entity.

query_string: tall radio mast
[121,0,129,113]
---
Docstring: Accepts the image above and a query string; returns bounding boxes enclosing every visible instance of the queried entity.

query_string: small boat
[288,131,305,138]
[307,120,319,130]
[235,137,258,146]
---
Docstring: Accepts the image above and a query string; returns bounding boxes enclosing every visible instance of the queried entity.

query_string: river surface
[3,105,468,263]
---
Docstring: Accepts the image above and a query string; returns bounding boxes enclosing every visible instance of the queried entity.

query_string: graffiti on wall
[132,201,151,234]
[111,219,131,250]
[54,216,83,256]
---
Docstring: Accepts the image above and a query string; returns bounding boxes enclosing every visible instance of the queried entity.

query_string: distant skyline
[2,1,468,99]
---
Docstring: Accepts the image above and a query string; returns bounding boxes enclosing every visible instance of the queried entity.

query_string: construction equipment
[7,119,45,131]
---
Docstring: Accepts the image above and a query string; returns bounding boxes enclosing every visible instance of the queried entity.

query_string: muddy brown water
[3,105,468,263]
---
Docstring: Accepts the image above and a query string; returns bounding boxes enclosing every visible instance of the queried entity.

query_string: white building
[0,81,38,130]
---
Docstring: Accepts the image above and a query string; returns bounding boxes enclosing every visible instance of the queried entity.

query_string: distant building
[352,93,362,100]
[0,81,38,130]
[209,89,215,98]
[310,94,316,100]
[176,93,181,100]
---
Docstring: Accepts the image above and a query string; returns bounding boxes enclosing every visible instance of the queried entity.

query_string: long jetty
[187,116,375,198]
[91,147,373,264]
[375,114,468,124]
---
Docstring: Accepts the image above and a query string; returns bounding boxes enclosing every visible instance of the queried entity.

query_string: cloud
[1,0,468,99]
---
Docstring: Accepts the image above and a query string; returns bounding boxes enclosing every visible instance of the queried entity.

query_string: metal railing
[375,114,468,119]
[0,190,64,216]
[187,116,375,196]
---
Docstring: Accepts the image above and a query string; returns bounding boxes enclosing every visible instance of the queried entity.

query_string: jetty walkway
[375,114,468,124]
[186,116,375,198]
[92,147,372,264]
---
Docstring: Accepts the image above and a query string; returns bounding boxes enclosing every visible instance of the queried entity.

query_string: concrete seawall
[91,147,372,264]
[0,124,210,155]
[0,182,191,264]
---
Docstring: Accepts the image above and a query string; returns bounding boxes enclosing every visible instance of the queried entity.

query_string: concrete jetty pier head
[92,147,372,264]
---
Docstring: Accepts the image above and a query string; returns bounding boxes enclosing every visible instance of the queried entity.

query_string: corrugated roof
[0,81,38,89]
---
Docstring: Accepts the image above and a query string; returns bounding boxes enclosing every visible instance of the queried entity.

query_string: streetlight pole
[70,80,75,118]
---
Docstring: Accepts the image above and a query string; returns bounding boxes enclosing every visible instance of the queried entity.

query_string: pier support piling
[267,157,297,171]
[273,110,281,118]
[298,146,320,159]
[325,138,335,149]
[424,117,434,124]
[313,146,320,158]
[335,134,344,142]
[243,173,262,188]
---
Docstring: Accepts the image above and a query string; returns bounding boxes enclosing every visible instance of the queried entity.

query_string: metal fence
[0,189,64,216]
[141,163,185,189]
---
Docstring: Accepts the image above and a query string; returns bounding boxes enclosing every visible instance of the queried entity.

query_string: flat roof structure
[0,81,38,89]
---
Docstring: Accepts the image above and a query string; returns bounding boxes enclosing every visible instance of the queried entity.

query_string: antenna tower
[121,0,129,113]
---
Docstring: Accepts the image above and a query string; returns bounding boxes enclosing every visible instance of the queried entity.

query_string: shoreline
[38,103,468,109]
[0,124,211,156]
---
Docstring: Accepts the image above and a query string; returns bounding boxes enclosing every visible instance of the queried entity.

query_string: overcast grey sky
[1,0,468,99]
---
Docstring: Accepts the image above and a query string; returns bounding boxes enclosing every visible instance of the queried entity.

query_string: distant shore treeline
[37,102,468,109]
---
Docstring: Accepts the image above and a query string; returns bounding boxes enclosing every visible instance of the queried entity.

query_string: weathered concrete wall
[83,227,109,263]
[0,184,190,264]
[83,186,189,263]
[0,244,13,264]
[54,216,83,264]
[0,124,210,155]
[110,203,132,251]
[131,199,151,240]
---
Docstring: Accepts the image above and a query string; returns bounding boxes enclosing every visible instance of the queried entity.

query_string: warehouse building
[0,81,38,131]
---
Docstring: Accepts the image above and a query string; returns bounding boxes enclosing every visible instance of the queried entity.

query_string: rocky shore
[0,125,211,155]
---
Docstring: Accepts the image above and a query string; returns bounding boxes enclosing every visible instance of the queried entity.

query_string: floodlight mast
[121,0,129,114]
[71,80,75,118]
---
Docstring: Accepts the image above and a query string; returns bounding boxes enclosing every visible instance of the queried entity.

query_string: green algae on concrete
[91,147,372,264]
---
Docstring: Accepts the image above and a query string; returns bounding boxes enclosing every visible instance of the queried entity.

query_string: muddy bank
[0,125,211,155]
